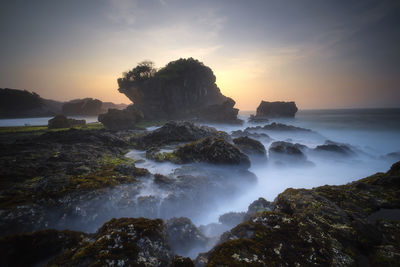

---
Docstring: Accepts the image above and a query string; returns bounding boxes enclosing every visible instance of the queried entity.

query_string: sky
[1,0,399,110]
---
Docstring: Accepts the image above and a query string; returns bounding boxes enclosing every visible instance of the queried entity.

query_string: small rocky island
[250,101,298,122]
[116,58,241,124]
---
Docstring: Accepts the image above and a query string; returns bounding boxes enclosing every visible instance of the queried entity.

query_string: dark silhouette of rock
[253,100,298,119]
[48,115,85,129]
[0,88,62,118]
[0,229,88,267]
[62,98,103,116]
[233,136,266,157]
[170,256,195,267]
[174,137,251,168]
[98,105,143,130]
[118,58,240,123]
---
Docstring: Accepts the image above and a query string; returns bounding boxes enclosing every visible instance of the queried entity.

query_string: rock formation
[252,101,298,119]
[62,98,103,116]
[98,105,143,130]
[48,115,85,129]
[118,58,241,123]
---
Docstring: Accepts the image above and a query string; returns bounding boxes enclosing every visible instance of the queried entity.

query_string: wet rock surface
[131,121,225,150]
[49,217,173,266]
[233,136,266,157]
[0,129,147,235]
[198,162,400,266]
[174,137,251,168]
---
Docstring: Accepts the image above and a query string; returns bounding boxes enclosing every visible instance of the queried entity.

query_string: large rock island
[117,58,241,124]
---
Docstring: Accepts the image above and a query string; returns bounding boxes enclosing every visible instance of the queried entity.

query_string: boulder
[98,105,143,130]
[174,137,251,168]
[118,58,240,122]
[233,136,266,157]
[166,217,208,256]
[269,141,312,166]
[255,100,298,118]
[48,115,86,129]
[132,121,226,149]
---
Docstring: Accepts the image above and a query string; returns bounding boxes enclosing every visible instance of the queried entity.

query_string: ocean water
[180,109,400,224]
[0,116,98,126]
[122,109,400,227]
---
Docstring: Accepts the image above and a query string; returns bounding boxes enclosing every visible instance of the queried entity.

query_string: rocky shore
[0,121,399,266]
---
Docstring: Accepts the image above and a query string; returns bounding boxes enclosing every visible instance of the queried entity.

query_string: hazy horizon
[1,0,399,110]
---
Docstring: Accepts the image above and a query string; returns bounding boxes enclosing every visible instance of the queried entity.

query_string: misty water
[123,109,400,250]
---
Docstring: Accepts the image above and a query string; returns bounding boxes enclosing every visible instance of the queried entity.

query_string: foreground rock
[199,161,400,266]
[118,58,240,123]
[49,218,173,266]
[98,105,144,130]
[174,137,251,168]
[0,129,149,235]
[48,115,85,129]
[254,100,298,118]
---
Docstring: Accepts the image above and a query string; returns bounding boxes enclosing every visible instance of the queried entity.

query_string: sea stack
[251,101,298,121]
[117,58,241,123]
